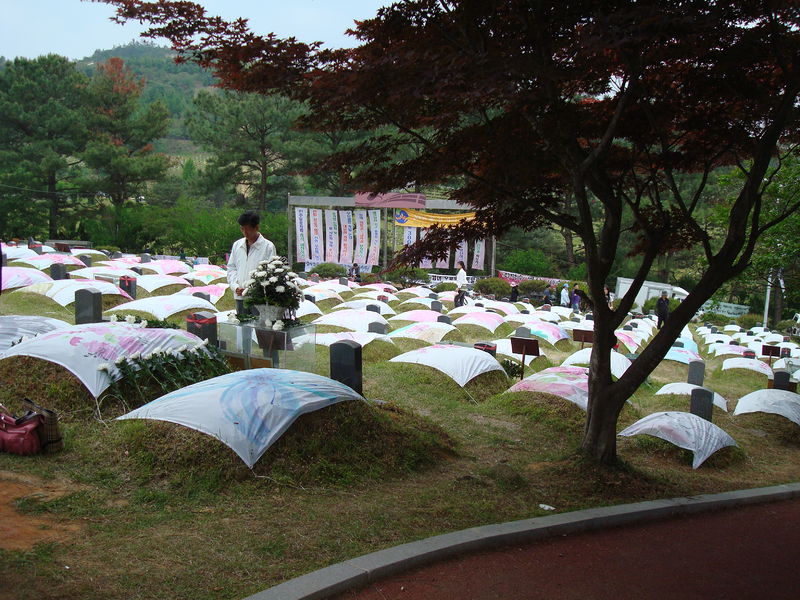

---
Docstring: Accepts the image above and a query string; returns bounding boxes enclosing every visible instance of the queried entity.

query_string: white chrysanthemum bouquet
[242,256,303,312]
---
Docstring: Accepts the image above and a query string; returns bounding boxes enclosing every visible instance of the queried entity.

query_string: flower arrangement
[242,256,303,329]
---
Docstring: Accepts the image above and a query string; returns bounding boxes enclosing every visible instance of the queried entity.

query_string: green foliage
[360,272,381,284]
[434,282,457,292]
[698,312,731,326]
[498,248,553,277]
[641,296,682,314]
[384,266,430,286]
[500,358,524,379]
[518,279,553,298]
[473,277,512,297]
[737,313,764,330]
[566,262,588,281]
[310,262,347,278]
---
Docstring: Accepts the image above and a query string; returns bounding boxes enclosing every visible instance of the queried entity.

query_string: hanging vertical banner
[472,238,485,270]
[294,207,309,262]
[324,209,339,264]
[309,208,324,263]
[339,210,354,265]
[366,209,381,266]
[455,239,468,266]
[403,225,417,248]
[420,229,433,269]
[435,247,450,269]
[353,210,369,264]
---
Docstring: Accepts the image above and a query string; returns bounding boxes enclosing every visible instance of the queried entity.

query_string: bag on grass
[22,398,63,453]
[0,405,43,456]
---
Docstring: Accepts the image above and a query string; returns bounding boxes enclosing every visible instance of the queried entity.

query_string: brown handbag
[21,398,63,453]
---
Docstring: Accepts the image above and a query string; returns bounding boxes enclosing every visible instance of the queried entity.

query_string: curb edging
[244,482,800,600]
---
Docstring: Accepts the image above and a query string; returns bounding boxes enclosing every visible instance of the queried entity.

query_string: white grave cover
[733,389,800,426]
[325,209,339,263]
[387,322,456,344]
[389,344,504,387]
[117,369,365,467]
[1,267,52,290]
[353,210,369,264]
[562,347,632,379]
[0,323,204,397]
[295,207,309,262]
[655,382,728,411]
[107,295,216,320]
[135,274,191,293]
[19,279,131,307]
[312,308,389,332]
[339,210,354,265]
[0,315,70,353]
[618,411,738,468]
[722,357,773,378]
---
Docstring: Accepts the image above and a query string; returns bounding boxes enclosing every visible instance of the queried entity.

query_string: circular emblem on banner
[395,209,409,224]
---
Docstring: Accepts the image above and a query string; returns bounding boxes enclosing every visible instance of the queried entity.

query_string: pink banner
[355,192,426,209]
[325,209,339,264]
[455,240,467,266]
[366,209,381,266]
[339,210,353,265]
[309,209,324,263]
[353,211,369,264]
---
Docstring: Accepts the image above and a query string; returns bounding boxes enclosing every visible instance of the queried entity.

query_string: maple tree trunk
[772,279,783,326]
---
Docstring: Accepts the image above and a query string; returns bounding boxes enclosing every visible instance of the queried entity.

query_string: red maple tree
[99,0,800,463]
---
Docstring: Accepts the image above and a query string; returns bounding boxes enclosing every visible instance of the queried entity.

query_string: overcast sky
[0,0,390,60]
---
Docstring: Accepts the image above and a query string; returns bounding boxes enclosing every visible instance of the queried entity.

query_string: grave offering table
[217,322,315,371]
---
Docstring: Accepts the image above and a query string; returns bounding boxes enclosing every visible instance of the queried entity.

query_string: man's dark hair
[238,211,260,227]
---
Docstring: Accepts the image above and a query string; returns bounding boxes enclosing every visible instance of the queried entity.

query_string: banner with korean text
[353,210,369,264]
[435,247,450,269]
[471,238,485,270]
[339,210,354,265]
[294,207,309,262]
[309,209,324,263]
[455,240,467,266]
[403,225,417,248]
[366,209,381,266]
[420,230,433,269]
[324,210,339,264]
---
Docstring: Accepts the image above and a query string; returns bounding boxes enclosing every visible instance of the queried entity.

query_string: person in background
[454,260,468,307]
[560,283,570,307]
[227,211,276,314]
[509,282,519,302]
[604,284,612,308]
[571,284,582,313]
[348,262,361,282]
[656,290,671,329]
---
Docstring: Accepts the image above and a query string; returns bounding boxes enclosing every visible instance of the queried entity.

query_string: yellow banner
[394,209,475,228]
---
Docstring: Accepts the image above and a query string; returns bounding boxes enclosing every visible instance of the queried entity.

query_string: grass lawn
[0,290,798,600]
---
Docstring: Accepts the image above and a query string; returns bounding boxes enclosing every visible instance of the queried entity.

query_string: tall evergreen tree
[0,55,89,238]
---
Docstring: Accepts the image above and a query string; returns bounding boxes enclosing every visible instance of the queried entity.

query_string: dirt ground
[0,470,82,551]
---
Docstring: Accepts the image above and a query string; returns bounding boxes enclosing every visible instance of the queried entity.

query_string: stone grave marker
[140,253,151,263]
[330,340,362,394]
[431,300,443,313]
[365,304,380,314]
[120,276,137,299]
[687,360,705,386]
[186,311,218,346]
[437,315,451,324]
[690,387,714,422]
[368,322,388,335]
[49,264,68,280]
[75,288,103,324]
[515,326,531,338]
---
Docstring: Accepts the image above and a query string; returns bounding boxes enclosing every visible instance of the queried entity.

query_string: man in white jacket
[560,283,571,307]
[227,211,276,314]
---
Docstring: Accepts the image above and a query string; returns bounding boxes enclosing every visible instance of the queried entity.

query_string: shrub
[737,312,764,329]
[776,319,795,333]
[383,266,430,286]
[309,262,347,278]
[518,278,553,298]
[434,282,457,292]
[473,277,512,298]
[498,248,552,278]
[699,312,732,326]
[360,272,381,284]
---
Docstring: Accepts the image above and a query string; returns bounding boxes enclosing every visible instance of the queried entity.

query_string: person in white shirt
[454,261,468,307]
[560,283,570,307]
[227,211,276,314]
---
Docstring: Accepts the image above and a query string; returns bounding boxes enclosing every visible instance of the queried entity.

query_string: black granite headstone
[339,277,349,286]
[1,253,6,267]
[474,341,497,356]
[111,251,122,259]
[78,254,92,267]
[773,370,793,391]
[515,326,531,338]
[690,387,714,422]
[585,313,594,321]
[365,304,380,314]
[368,322,388,334]
[140,253,151,263]
[75,289,103,324]
[431,300,443,313]
[192,292,211,303]
[672,340,684,348]
[687,360,705,386]
[131,267,143,275]
[330,340,362,394]
[437,315,452,324]
[50,264,68,280]
[520,309,529,314]
[623,325,633,331]
[186,311,218,346]
[120,276,137,299]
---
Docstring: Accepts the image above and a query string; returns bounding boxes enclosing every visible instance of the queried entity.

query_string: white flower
[97,363,110,371]
[272,320,284,331]
[244,278,255,287]
[255,271,266,277]
[201,339,209,346]
[269,276,278,283]
[115,356,125,365]
[140,320,148,328]
[177,344,188,353]
[125,315,136,324]
[21,335,30,342]
[227,314,238,323]
[275,285,285,293]
[130,352,141,360]
[274,267,284,273]
[287,272,297,278]
[143,353,153,360]
[109,314,119,322]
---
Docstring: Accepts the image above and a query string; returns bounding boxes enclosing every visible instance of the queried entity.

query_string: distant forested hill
[77,41,216,143]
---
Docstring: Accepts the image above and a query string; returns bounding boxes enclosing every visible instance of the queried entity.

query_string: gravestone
[131,267,143,275]
[431,300,443,313]
[690,387,714,422]
[623,325,633,331]
[186,311,218,346]
[515,326,531,338]
[710,326,718,334]
[30,245,43,255]
[475,302,484,307]
[368,322,388,335]
[50,264,68,280]
[428,293,437,299]
[780,347,791,358]
[522,297,531,303]
[377,295,389,303]
[330,340,362,394]
[437,315,452,324]
[541,304,551,311]
[365,304,380,314]
[773,370,796,392]
[78,254,92,267]
[474,341,497,356]
[687,360,705,386]
[339,277,349,286]
[672,340,684,348]
[192,291,211,303]
[298,272,308,278]
[111,251,122,259]
[585,313,594,321]
[520,309,529,314]
[742,349,757,359]
[304,294,315,302]
[629,322,638,328]
[75,289,103,324]
[310,273,320,282]
[501,297,509,302]
[140,253,151,263]
[120,276,137,299]
[571,316,581,322]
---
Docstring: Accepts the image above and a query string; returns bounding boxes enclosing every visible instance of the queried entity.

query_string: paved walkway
[332,498,800,600]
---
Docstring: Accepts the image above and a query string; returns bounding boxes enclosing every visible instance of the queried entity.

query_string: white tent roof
[389,344,504,387]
